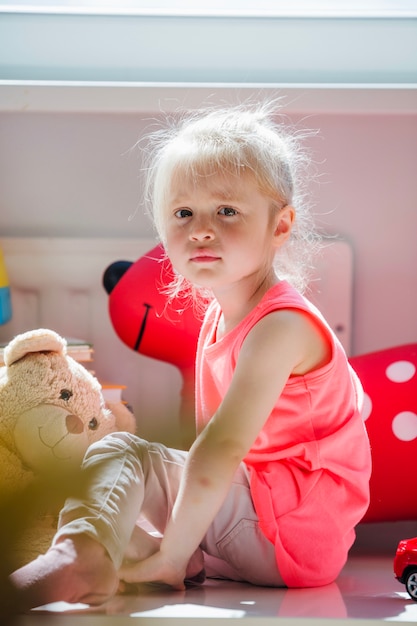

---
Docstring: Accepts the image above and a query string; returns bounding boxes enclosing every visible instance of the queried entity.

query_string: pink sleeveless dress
[195,281,371,587]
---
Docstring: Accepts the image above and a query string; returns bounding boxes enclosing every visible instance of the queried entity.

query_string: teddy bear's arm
[106,402,136,434]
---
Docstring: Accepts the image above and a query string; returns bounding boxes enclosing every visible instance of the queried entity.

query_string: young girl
[10,102,371,608]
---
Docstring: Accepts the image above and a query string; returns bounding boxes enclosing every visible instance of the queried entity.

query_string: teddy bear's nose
[66,413,84,435]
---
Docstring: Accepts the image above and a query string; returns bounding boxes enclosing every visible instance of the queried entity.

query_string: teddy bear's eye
[88,417,98,431]
[60,389,73,401]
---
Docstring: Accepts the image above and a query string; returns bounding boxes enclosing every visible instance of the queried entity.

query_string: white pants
[53,432,283,587]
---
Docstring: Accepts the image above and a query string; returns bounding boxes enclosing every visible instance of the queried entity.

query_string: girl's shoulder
[248,281,338,358]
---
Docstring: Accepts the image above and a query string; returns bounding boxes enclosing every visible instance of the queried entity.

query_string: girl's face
[164,171,294,297]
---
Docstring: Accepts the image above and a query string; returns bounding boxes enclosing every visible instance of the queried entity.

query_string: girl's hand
[119,547,205,591]
[119,550,187,591]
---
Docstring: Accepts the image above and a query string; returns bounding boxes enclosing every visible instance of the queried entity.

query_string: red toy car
[394,537,417,600]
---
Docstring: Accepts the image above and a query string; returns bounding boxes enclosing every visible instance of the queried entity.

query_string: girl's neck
[214,270,279,339]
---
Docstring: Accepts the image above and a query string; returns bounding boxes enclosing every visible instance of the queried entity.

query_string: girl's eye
[174,208,193,219]
[219,207,238,216]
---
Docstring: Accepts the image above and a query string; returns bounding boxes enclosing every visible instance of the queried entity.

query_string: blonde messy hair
[141,101,321,297]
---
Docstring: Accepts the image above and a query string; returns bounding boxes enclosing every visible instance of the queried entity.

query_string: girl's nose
[189,217,215,241]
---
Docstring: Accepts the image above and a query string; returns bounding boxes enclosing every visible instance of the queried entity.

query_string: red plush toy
[103,245,203,434]
[104,249,417,522]
[349,344,417,522]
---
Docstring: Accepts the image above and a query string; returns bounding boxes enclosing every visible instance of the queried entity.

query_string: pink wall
[0,111,416,356]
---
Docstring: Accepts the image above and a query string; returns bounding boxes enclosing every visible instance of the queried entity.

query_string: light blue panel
[0,12,416,83]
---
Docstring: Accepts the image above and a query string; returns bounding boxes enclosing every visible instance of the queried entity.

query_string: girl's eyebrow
[170,186,243,206]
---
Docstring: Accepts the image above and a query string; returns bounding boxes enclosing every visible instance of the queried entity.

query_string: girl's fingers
[119,557,186,591]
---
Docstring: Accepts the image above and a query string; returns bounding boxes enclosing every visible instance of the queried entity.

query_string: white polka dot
[386,360,416,383]
[392,411,417,442]
[361,393,372,421]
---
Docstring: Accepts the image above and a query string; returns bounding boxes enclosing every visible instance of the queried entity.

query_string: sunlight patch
[130,603,246,617]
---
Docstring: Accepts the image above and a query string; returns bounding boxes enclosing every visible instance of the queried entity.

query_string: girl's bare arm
[119,309,329,588]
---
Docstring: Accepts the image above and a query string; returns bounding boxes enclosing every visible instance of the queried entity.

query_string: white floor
[12,521,417,626]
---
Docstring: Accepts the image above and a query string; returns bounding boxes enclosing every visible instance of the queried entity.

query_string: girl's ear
[273,205,295,245]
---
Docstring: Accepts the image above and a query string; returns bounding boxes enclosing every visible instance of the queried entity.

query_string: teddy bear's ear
[4,328,67,366]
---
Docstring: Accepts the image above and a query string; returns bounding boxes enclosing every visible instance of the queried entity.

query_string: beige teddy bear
[0,328,136,570]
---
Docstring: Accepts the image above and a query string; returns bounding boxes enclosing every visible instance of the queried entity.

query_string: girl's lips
[190,252,220,263]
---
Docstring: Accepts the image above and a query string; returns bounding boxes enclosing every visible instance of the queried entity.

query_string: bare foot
[9,534,119,610]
